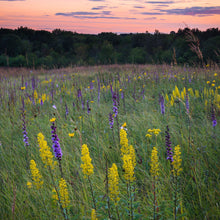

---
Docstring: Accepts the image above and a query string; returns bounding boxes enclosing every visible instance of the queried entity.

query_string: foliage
[0,27,219,68]
[0,64,219,219]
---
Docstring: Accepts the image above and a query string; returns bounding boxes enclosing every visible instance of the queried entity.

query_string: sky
[0,0,220,34]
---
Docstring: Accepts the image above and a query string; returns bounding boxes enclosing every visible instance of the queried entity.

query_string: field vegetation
[0,64,219,219]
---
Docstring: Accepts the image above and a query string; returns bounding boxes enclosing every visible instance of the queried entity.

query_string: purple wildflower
[90,82,94,90]
[51,120,62,160]
[165,125,173,163]
[159,94,165,115]
[77,89,82,100]
[109,112,114,129]
[65,103,69,118]
[121,91,124,100]
[211,104,217,127]
[87,100,91,114]
[185,92,189,113]
[22,110,29,147]
[112,92,119,118]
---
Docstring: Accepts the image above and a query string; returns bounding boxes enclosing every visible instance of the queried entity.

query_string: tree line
[0,26,219,68]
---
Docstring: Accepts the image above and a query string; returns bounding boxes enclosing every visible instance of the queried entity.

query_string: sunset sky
[0,0,219,34]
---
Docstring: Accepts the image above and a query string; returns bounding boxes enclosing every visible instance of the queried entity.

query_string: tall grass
[0,64,219,219]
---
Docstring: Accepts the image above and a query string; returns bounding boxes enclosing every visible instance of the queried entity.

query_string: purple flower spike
[160,94,165,115]
[22,100,29,147]
[109,112,114,129]
[165,125,173,163]
[185,92,189,113]
[211,104,217,127]
[51,120,62,160]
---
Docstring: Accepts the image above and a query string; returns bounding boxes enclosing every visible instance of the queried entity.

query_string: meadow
[0,64,219,219]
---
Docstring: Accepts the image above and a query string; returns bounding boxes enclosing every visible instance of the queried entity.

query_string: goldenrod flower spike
[108,163,120,205]
[30,159,43,189]
[59,178,70,208]
[122,154,135,182]
[81,144,94,177]
[91,209,98,220]
[150,147,159,178]
[37,133,57,169]
[172,145,183,176]
[120,128,129,155]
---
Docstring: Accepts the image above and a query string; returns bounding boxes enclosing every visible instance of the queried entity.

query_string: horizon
[0,0,220,34]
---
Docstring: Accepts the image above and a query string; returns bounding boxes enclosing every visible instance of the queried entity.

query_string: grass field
[0,64,219,219]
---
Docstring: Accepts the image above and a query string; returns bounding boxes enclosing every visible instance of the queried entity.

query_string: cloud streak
[55,11,136,20]
[145,1,174,4]
[92,6,106,10]
[162,6,220,16]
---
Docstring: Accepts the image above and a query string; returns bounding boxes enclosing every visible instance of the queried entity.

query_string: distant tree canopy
[0,27,219,68]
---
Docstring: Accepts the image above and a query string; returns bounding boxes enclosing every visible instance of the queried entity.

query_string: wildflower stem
[116,206,120,220]
[88,176,96,210]
[105,155,112,219]
[153,178,156,220]
[174,176,178,220]
[49,166,67,219]
[58,159,64,178]
[129,181,133,220]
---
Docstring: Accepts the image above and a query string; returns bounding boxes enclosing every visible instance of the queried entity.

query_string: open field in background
[0,64,220,219]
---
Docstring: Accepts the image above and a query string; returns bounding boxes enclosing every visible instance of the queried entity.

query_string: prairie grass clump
[0,64,219,219]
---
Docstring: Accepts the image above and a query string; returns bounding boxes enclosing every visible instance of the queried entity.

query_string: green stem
[88,176,96,210]
[49,166,68,219]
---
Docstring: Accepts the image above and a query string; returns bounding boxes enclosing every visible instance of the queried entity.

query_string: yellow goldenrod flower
[121,122,126,128]
[52,188,59,202]
[90,101,94,103]
[175,86,180,98]
[165,93,169,103]
[41,93,47,103]
[146,134,152,138]
[91,209,98,220]
[108,163,120,205]
[122,154,135,182]
[150,147,159,178]
[38,133,57,169]
[153,128,161,136]
[213,80,216,83]
[211,84,215,87]
[27,181,32,189]
[129,145,136,168]
[81,144,94,177]
[119,89,122,92]
[21,86,26,90]
[214,73,217,77]
[92,80,95,83]
[68,133,75,137]
[59,178,70,208]
[170,95,174,106]
[50,117,56,122]
[30,160,43,189]
[172,145,183,176]
[207,81,210,84]
[34,90,38,100]
[147,129,153,133]
[120,128,129,155]
[195,90,200,98]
